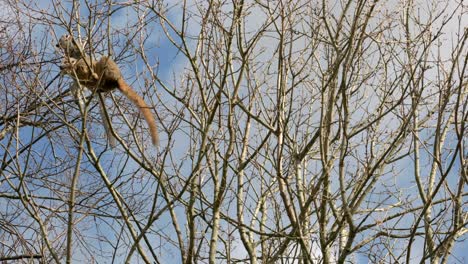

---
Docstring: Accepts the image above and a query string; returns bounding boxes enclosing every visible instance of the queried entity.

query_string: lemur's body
[57,35,159,146]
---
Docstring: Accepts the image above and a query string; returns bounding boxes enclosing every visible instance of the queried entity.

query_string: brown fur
[116,78,159,145]
[60,55,159,146]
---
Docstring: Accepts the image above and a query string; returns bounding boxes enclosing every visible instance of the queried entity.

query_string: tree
[0,0,466,263]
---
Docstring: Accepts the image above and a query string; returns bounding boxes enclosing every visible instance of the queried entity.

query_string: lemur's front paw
[59,64,71,74]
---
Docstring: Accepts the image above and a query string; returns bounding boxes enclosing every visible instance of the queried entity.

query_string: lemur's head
[56,34,71,47]
[56,34,81,58]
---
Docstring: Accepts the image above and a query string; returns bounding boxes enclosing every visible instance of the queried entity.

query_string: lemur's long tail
[117,78,159,146]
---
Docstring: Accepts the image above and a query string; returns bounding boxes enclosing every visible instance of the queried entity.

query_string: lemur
[57,35,159,146]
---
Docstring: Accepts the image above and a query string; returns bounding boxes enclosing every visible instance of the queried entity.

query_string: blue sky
[1,0,466,263]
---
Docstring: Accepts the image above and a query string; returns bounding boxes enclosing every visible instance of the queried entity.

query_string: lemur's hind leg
[69,81,85,110]
[98,95,117,148]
